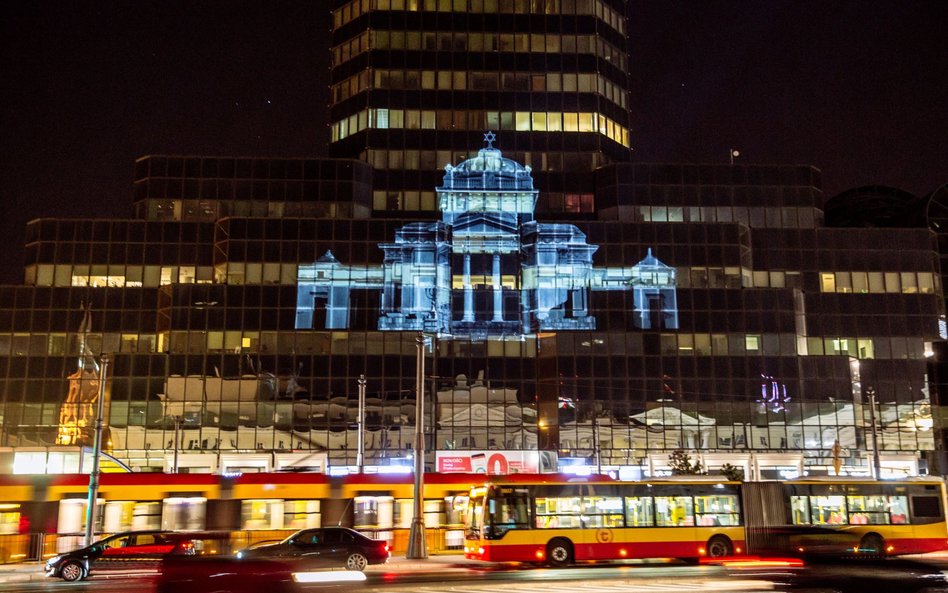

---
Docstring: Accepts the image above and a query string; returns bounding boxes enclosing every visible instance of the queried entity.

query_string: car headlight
[236,551,243,559]
[47,555,62,566]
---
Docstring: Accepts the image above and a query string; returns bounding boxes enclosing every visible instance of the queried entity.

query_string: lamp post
[172,415,182,474]
[356,374,366,473]
[867,387,882,479]
[83,353,109,547]
[406,334,428,559]
[593,414,602,475]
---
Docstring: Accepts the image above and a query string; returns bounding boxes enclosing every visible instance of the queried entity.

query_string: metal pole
[594,416,601,475]
[173,415,181,474]
[357,374,366,473]
[868,387,882,479]
[407,334,428,559]
[83,353,109,547]
[430,335,437,462]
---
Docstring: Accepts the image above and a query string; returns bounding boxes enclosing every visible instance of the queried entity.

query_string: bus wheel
[706,535,733,558]
[547,538,573,567]
[859,533,886,557]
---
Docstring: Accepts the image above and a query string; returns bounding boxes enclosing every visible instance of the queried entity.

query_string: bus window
[582,496,624,528]
[790,495,810,525]
[694,494,740,526]
[888,496,909,524]
[846,494,892,524]
[535,494,583,529]
[911,495,943,524]
[487,490,530,537]
[655,497,693,527]
[466,496,485,538]
[810,495,846,525]
[625,496,654,527]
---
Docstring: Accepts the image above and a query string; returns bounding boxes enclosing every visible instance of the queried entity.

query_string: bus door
[653,488,697,557]
[579,485,625,559]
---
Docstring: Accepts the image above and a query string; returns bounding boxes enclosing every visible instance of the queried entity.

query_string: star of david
[484,130,496,148]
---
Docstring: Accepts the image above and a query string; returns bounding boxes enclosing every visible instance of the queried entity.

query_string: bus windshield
[485,486,531,537]
[465,492,485,539]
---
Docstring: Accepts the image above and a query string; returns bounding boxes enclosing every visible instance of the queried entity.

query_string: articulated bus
[463,476,948,565]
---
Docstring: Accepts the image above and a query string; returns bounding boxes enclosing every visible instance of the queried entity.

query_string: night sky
[1,1,945,285]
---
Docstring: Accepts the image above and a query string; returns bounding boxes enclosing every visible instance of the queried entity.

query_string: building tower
[328,0,633,216]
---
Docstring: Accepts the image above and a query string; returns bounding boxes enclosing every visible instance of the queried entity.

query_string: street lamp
[356,374,366,473]
[83,353,109,547]
[172,415,183,474]
[867,387,882,479]
[406,333,428,559]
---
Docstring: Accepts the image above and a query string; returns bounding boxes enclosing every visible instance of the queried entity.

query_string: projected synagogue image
[296,134,679,338]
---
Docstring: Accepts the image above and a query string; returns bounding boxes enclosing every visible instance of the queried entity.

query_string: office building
[328,0,632,217]
[0,139,941,478]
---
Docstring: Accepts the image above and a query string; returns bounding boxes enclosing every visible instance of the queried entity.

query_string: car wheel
[60,560,85,582]
[707,535,733,558]
[546,538,573,567]
[346,552,368,571]
[859,533,886,556]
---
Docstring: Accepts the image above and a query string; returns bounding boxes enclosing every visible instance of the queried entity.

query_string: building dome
[440,132,535,192]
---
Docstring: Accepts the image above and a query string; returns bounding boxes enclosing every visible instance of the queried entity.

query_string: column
[492,253,503,322]
[463,253,474,322]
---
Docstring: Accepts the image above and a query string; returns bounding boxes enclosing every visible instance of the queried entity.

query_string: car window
[106,536,132,549]
[294,530,321,545]
[135,534,160,545]
[322,530,341,545]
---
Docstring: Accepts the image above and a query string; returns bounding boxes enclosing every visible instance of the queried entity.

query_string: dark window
[912,496,941,518]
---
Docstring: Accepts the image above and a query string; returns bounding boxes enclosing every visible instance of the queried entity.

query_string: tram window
[284,500,321,529]
[694,494,740,526]
[0,505,21,534]
[132,502,162,530]
[242,499,282,530]
[162,497,206,531]
[624,496,654,527]
[103,501,137,533]
[445,495,469,527]
[655,497,693,527]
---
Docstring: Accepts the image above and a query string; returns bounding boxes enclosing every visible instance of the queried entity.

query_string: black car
[45,530,206,581]
[237,527,390,571]
[158,556,299,593]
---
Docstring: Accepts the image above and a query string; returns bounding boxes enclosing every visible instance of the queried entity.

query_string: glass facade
[0,142,942,476]
[328,0,633,216]
[0,2,941,477]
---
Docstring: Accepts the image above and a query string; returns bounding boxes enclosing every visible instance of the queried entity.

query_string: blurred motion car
[237,526,390,571]
[45,530,227,581]
[158,556,299,593]
[751,525,864,559]
[785,557,948,593]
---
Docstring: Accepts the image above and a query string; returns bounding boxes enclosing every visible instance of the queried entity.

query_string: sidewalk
[0,554,475,584]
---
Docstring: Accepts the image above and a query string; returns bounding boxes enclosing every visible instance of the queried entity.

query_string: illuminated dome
[440,131,535,192]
